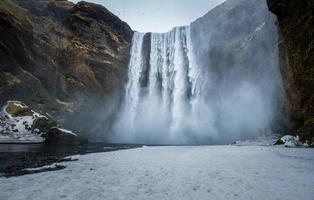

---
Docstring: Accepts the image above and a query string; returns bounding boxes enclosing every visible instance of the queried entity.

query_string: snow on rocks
[0,101,45,143]
[45,127,87,145]
[274,135,306,147]
[0,101,86,144]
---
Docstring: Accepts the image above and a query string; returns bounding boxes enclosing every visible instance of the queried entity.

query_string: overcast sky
[69,0,226,32]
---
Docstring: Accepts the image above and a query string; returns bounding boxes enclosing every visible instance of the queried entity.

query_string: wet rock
[274,138,284,145]
[44,127,88,145]
[297,118,314,143]
[267,1,314,142]
[31,117,57,133]
[0,0,133,134]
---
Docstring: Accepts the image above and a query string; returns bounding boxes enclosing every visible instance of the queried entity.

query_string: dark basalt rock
[266,0,286,16]
[71,1,133,45]
[274,139,285,145]
[31,117,58,133]
[44,127,88,145]
[267,0,314,142]
[297,118,314,143]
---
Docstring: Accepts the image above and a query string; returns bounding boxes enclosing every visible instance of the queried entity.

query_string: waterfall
[111,0,284,144]
[116,27,197,143]
[124,32,145,130]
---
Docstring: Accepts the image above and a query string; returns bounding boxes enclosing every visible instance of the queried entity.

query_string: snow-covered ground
[1,145,314,200]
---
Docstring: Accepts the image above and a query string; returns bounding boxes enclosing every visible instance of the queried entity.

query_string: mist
[106,0,286,144]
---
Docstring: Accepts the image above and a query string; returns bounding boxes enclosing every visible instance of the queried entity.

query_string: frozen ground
[0,145,314,200]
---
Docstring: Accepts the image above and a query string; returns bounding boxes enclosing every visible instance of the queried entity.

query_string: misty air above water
[110,0,285,144]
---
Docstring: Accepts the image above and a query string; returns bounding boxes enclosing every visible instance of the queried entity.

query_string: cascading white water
[124,32,145,130]
[115,27,197,143]
[111,0,285,144]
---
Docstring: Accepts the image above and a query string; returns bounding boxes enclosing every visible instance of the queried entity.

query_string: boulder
[5,101,33,117]
[31,116,57,133]
[0,101,45,143]
[44,127,88,145]
[274,135,302,147]
[1,100,87,144]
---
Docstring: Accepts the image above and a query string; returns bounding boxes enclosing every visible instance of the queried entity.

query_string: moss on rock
[274,139,285,145]
[5,101,33,117]
[31,117,57,133]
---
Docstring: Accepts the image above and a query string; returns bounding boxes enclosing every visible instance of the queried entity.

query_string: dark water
[0,143,142,177]
[0,143,142,154]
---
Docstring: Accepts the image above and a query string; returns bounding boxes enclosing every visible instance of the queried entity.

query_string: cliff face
[0,0,133,136]
[267,0,314,141]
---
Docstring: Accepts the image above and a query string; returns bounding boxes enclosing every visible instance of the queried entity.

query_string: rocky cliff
[1,0,313,143]
[267,0,314,142]
[0,0,133,139]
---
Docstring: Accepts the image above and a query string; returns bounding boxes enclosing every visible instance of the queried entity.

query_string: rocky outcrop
[267,0,314,142]
[274,135,304,147]
[0,101,45,143]
[44,127,87,145]
[0,0,133,138]
[0,100,87,144]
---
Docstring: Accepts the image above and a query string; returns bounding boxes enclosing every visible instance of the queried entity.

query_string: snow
[0,101,44,143]
[0,101,82,143]
[0,101,73,144]
[1,146,314,200]
[10,101,28,109]
[24,163,63,172]
[54,127,78,136]
[278,135,304,147]
[233,134,278,146]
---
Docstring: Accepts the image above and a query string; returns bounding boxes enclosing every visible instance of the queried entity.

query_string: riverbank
[0,143,141,177]
[1,145,313,200]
